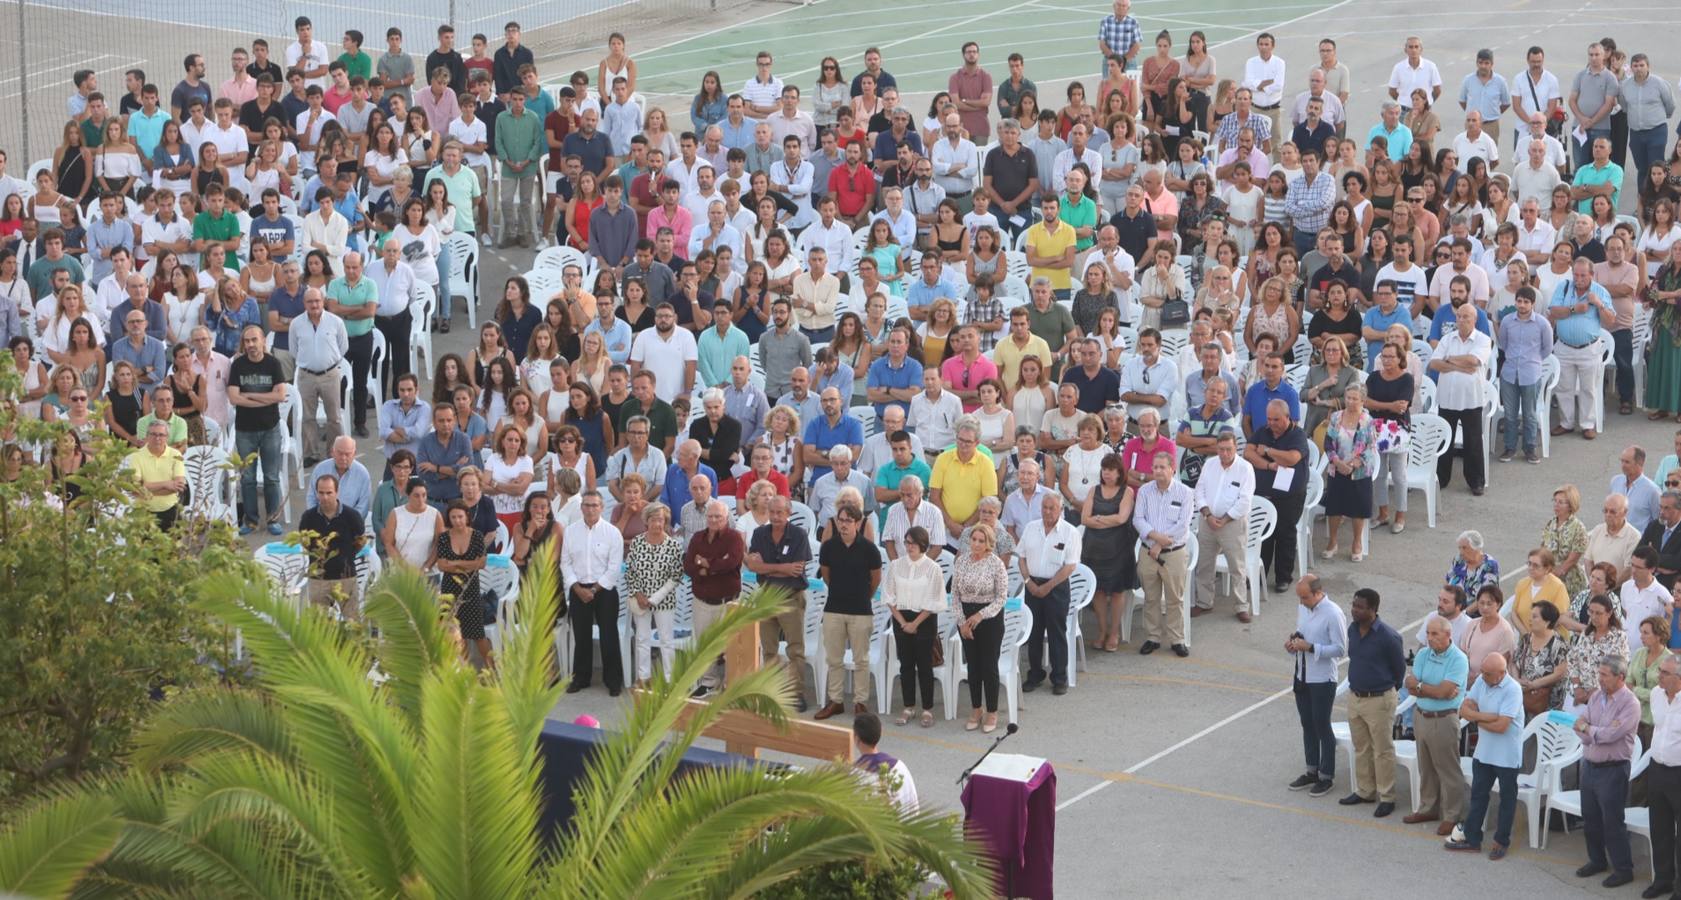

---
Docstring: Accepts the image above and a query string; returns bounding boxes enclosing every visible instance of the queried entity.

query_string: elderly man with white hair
[308,434,372,518]
[368,234,417,400]
[1587,492,1641,582]
[689,387,744,484]
[810,444,875,526]
[858,404,924,476]
[659,438,717,512]
[882,474,948,560]
[1002,456,1055,543]
[678,472,716,537]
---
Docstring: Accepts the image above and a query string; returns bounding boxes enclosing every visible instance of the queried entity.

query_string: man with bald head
[1444,652,1525,859]
[683,497,746,697]
[1587,492,1640,581]
[679,472,715,537]
[802,387,864,483]
[1245,398,1310,592]
[308,435,371,518]
[1403,616,1469,835]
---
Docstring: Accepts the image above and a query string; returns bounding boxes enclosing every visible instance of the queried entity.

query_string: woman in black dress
[166,343,208,445]
[1081,454,1138,653]
[104,361,144,447]
[429,500,490,669]
[1366,343,1415,534]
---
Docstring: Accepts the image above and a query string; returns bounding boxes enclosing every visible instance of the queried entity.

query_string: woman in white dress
[973,378,1016,455]
[484,422,535,532]
[363,124,408,206]
[1010,355,1055,440]
[1059,414,1111,525]
[383,479,444,570]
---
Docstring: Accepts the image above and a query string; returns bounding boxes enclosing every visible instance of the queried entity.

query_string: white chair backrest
[1246,497,1278,547]
[1407,413,1452,467]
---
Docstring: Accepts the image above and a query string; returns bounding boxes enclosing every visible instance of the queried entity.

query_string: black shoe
[303,456,320,469]
[439,320,451,334]
[608,686,621,697]
[794,696,808,713]
[1271,580,1292,593]
[354,424,369,438]
[1471,485,1486,496]
[1578,863,1609,878]
[1605,872,1635,889]
[1051,683,1068,695]
[1171,643,1190,657]
[1022,678,1043,693]
[1443,840,1481,852]
[1374,802,1395,818]
[565,682,587,694]
[1642,883,1673,899]
[1308,779,1334,797]
[1139,640,1160,655]
[691,685,711,699]
[1338,793,1374,806]
[1288,772,1318,791]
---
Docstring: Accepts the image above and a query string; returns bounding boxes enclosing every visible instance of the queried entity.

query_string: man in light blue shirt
[583,296,633,365]
[696,301,750,387]
[378,373,430,463]
[1612,446,1663,533]
[722,357,770,448]
[1495,287,1552,462]
[126,85,170,158]
[86,194,135,284]
[1287,575,1347,796]
[1444,653,1525,857]
[1365,101,1413,162]
[904,251,960,320]
[811,347,854,402]
[1406,617,1469,832]
[1549,257,1614,437]
[308,435,373,518]
[1457,50,1511,146]
[1362,281,1413,370]
[110,308,169,393]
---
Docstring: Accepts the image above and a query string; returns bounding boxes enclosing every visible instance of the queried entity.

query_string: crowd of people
[9,3,1681,878]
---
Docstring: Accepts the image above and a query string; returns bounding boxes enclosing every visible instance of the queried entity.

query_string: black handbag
[1160,292,1191,327]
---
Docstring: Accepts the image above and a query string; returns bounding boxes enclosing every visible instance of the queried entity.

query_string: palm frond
[494,550,565,752]
[0,792,122,899]
[408,667,545,900]
[128,687,294,772]
[361,566,458,731]
[716,809,996,900]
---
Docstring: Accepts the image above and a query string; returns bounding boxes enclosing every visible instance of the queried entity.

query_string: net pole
[448,0,456,31]
[15,0,28,162]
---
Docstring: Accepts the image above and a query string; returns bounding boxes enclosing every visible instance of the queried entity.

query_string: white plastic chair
[409,284,436,375]
[368,329,387,406]
[252,545,307,605]
[1119,537,1197,646]
[997,603,1033,726]
[1541,738,1649,854]
[850,404,878,438]
[1004,250,1031,284]
[183,445,237,525]
[1213,497,1276,617]
[1632,308,1652,410]
[1296,472,1324,580]
[532,244,588,274]
[523,269,561,305]
[1064,565,1095,686]
[479,555,519,656]
[1459,713,1582,849]
[1404,413,1451,528]
[1592,335,1612,434]
[444,231,479,329]
[1534,355,1562,458]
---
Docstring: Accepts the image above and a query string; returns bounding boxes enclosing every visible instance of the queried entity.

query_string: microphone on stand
[956,723,1019,785]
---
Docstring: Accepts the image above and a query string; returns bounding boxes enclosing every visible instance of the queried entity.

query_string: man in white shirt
[1511,46,1563,151]
[769,134,814,230]
[1119,328,1176,422]
[290,288,349,462]
[881,474,947,559]
[909,369,963,459]
[204,98,252,190]
[768,85,816,154]
[1051,123,1102,194]
[1430,302,1493,494]
[1134,450,1196,654]
[680,164,724,224]
[1512,196,1558,266]
[1450,112,1499,171]
[1017,492,1082,694]
[1374,234,1429,314]
[871,188,918,257]
[858,405,923,476]
[1587,493,1642,582]
[1241,33,1286,151]
[368,237,416,397]
[1290,68,1345,129]
[1387,36,1443,110]
[1427,239,1491,309]
[294,86,336,173]
[1647,654,1681,893]
[561,492,626,695]
[1193,432,1256,622]
[930,113,979,210]
[629,302,699,402]
[740,51,784,119]
[1622,546,1673,655]
[285,16,332,89]
[797,196,856,279]
[687,200,744,264]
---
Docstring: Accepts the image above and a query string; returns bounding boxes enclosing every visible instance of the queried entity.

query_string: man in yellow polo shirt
[930,416,998,550]
[129,419,186,529]
[991,306,1053,388]
[1022,193,1077,297]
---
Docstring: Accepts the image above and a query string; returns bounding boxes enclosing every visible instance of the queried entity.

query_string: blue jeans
[1630,125,1670,183]
[1575,127,1611,169]
[1464,759,1520,848]
[1292,228,1318,258]
[800,325,835,344]
[434,242,453,323]
[1293,678,1338,778]
[236,424,285,526]
[1499,378,1540,455]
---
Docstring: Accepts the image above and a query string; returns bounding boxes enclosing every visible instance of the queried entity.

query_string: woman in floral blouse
[625,503,685,690]
[1321,385,1377,562]
[1563,562,1619,634]
[1539,484,1589,597]
[1511,599,1569,712]
[1445,530,1500,600]
[1565,594,1629,711]
[952,523,1009,734]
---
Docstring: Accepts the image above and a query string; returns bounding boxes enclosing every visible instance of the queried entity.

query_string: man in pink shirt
[940,325,999,412]
[647,178,694,251]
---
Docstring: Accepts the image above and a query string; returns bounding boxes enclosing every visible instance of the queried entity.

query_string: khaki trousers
[760,589,807,698]
[822,612,875,705]
[1137,544,1188,645]
[1194,516,1249,613]
[1415,712,1468,820]
[691,598,729,689]
[308,577,360,622]
[1349,690,1399,802]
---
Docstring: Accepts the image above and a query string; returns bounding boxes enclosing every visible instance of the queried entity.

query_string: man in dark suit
[1638,490,1681,589]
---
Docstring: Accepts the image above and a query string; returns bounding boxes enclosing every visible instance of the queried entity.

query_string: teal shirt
[1411,644,1468,713]
[192,211,243,271]
[873,457,933,528]
[126,107,169,158]
[494,108,544,176]
[1571,160,1623,213]
[423,165,481,234]
[327,275,379,337]
[1061,192,1099,251]
[697,324,751,387]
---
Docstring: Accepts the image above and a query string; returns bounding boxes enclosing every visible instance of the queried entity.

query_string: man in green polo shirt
[873,429,932,529]
[423,141,481,236]
[494,85,544,248]
[1570,135,1623,214]
[617,369,679,456]
[192,186,243,271]
[325,253,378,436]
[135,386,190,450]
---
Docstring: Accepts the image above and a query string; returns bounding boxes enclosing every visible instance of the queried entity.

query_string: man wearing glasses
[129,420,186,530]
[741,51,783,120]
[1637,492,1681,590]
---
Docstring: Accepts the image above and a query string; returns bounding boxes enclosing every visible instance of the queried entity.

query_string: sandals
[896,708,915,726]
[1651,410,1671,421]
[1391,519,1406,535]
[1320,545,1340,560]
[965,711,983,731]
[1104,636,1120,653]
[920,711,935,728]
[982,713,1000,733]
[1351,543,1366,563]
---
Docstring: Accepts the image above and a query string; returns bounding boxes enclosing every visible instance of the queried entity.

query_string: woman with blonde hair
[626,501,684,689]
[1539,484,1588,596]
[757,404,805,497]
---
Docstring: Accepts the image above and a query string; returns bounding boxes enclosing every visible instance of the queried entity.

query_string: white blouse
[881,553,947,614]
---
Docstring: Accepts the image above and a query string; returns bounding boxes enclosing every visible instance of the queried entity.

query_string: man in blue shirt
[866,329,923,418]
[110,307,169,393]
[802,387,865,483]
[1495,287,1552,462]
[1444,653,1526,858]
[1361,281,1413,370]
[1241,352,1300,437]
[1549,256,1614,439]
[378,373,431,463]
[1426,278,1492,345]
[582,294,633,365]
[905,251,960,320]
[1403,617,1469,836]
[659,440,717,512]
[415,402,472,506]
[1340,588,1407,817]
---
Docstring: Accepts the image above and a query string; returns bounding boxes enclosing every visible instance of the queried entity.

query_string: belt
[945,190,972,198]
[300,365,338,376]
[1254,103,1280,110]
[1351,688,1394,698]
[1560,339,1594,349]
[1159,544,1185,553]
[1586,758,1631,768]
[1418,708,1456,718]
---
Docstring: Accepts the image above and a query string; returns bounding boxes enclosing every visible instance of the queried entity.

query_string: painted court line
[1057,566,1522,813]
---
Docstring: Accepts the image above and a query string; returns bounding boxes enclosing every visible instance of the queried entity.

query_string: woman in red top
[566,170,603,252]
